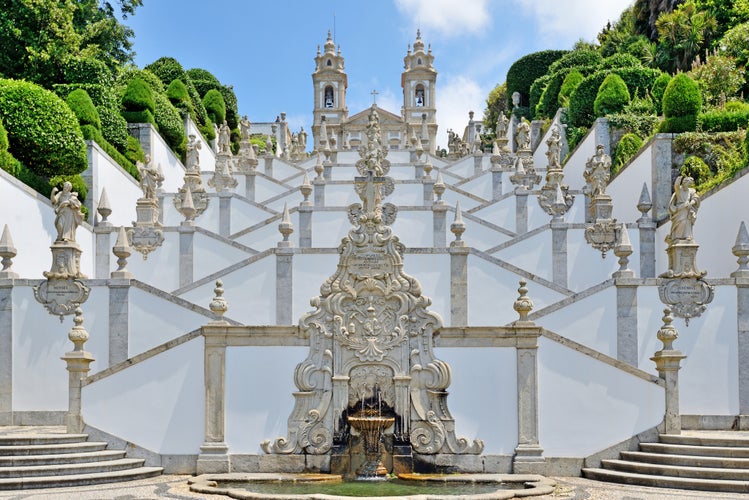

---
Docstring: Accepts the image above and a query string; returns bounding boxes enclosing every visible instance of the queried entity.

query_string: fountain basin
[189,472,556,499]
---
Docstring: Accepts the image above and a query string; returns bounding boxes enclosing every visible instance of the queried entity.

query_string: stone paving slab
[0,475,747,499]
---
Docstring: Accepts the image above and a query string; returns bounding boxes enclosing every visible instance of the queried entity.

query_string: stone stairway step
[0,442,108,456]
[0,466,163,490]
[583,467,749,493]
[602,458,749,480]
[621,450,749,469]
[661,433,749,448]
[0,458,145,478]
[640,442,749,458]
[0,434,88,446]
[0,449,126,467]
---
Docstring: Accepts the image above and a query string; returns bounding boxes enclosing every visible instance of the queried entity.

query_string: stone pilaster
[276,247,294,325]
[651,309,686,435]
[515,188,529,235]
[61,309,95,434]
[298,205,313,248]
[218,192,231,238]
[0,282,11,424]
[157,190,165,225]
[94,226,111,279]
[108,280,130,366]
[737,279,749,414]
[639,221,656,278]
[473,154,482,176]
[314,178,326,207]
[245,172,256,202]
[593,118,610,156]
[492,167,502,200]
[433,204,447,248]
[179,221,195,288]
[423,176,434,206]
[197,327,229,473]
[615,279,638,365]
[551,221,567,288]
[651,134,674,223]
[264,156,273,177]
[449,245,469,326]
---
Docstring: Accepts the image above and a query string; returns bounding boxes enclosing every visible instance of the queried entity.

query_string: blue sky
[124,0,633,148]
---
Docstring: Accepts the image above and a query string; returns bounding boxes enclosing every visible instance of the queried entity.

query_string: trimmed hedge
[698,108,749,132]
[167,78,193,117]
[66,89,101,129]
[121,78,155,116]
[203,89,226,125]
[187,68,221,92]
[0,115,7,150]
[145,57,208,126]
[125,136,145,166]
[659,73,701,133]
[506,50,567,112]
[80,124,138,179]
[558,70,584,107]
[600,53,642,70]
[568,67,662,128]
[651,73,671,115]
[548,50,603,74]
[613,133,643,173]
[594,73,630,117]
[529,74,551,119]
[63,57,114,86]
[0,79,87,178]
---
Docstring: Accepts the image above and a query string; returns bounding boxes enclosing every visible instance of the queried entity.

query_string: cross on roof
[371,89,379,105]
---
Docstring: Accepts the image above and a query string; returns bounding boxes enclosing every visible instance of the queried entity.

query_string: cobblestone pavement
[1,475,749,500]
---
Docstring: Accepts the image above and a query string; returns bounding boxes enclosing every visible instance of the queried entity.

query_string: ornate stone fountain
[262,105,483,478]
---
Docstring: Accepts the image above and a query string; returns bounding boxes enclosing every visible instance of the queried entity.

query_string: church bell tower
[312,30,348,151]
[402,30,437,153]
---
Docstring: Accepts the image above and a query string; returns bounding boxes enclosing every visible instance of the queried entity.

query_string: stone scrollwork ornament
[262,105,482,458]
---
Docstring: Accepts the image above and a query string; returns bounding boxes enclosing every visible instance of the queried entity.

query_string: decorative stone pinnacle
[300,173,313,203]
[180,184,196,222]
[423,159,433,178]
[97,187,112,226]
[450,202,466,245]
[111,226,132,278]
[433,172,445,203]
[278,203,294,246]
[732,221,749,277]
[209,280,229,324]
[314,153,324,180]
[656,308,678,351]
[637,182,652,222]
[0,224,18,278]
[513,279,534,322]
[68,307,89,352]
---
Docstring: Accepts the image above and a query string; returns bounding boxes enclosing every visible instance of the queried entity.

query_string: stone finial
[656,308,678,351]
[513,279,534,323]
[415,136,424,161]
[97,187,112,226]
[434,171,445,204]
[111,226,133,279]
[423,159,433,178]
[180,184,197,222]
[300,173,312,204]
[613,224,634,278]
[314,152,324,180]
[0,224,18,279]
[450,202,466,246]
[67,307,89,352]
[208,280,229,325]
[278,203,294,247]
[732,221,749,277]
[637,182,653,222]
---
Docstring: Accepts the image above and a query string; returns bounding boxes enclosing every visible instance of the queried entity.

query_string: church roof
[346,105,403,126]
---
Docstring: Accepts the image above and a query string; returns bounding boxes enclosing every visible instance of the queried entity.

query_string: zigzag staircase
[583,431,749,493]
[0,426,162,490]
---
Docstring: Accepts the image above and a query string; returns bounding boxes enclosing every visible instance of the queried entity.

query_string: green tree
[482,83,507,140]
[594,73,631,117]
[688,52,744,107]
[656,0,717,72]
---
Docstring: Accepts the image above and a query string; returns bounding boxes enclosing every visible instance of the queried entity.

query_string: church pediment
[346,106,403,127]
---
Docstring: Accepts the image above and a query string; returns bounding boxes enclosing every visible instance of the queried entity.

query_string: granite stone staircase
[583,430,749,493]
[0,426,162,490]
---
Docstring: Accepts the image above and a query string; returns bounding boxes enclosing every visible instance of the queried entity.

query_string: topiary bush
[66,89,101,129]
[651,73,671,115]
[0,79,87,177]
[594,73,631,117]
[166,78,193,117]
[506,50,568,113]
[660,73,702,133]
[121,77,155,124]
[529,74,551,119]
[600,53,642,70]
[698,108,749,132]
[558,70,584,108]
[613,133,643,173]
[187,68,221,96]
[145,58,208,126]
[153,91,186,159]
[203,89,226,125]
[63,57,114,86]
[548,49,603,74]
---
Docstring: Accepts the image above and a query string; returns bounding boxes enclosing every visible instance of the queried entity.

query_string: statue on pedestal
[50,182,83,243]
[136,155,164,201]
[666,175,700,246]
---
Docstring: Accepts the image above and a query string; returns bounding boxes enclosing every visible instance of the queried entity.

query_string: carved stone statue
[496,113,508,139]
[50,182,83,243]
[136,155,164,201]
[239,115,251,141]
[666,175,700,246]
[298,127,307,151]
[545,125,562,169]
[218,120,231,154]
[516,120,531,150]
[186,134,201,172]
[583,144,611,198]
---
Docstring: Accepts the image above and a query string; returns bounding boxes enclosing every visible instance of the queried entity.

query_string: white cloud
[394,0,490,38]
[435,75,487,151]
[513,0,634,45]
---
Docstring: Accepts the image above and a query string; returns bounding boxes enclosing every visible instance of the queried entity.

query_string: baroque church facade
[311,30,438,154]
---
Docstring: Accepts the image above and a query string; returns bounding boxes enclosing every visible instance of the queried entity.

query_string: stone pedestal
[94,226,111,279]
[433,203,447,248]
[61,350,94,433]
[314,179,325,207]
[108,279,130,365]
[652,350,685,434]
[639,220,656,278]
[513,323,545,474]
[664,243,703,279]
[551,222,567,288]
[129,199,164,260]
[737,279,749,414]
[244,172,256,202]
[422,176,434,206]
[491,167,503,200]
[218,192,232,238]
[0,282,11,424]
[276,247,294,325]
[449,244,469,326]
[299,205,313,248]
[179,221,195,287]
[515,189,529,235]
[198,330,229,473]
